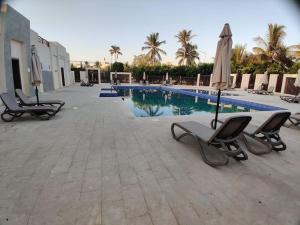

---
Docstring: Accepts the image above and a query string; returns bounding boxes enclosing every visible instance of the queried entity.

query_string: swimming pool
[112,86,284,117]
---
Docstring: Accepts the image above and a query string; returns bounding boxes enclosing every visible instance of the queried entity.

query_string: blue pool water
[111,86,284,117]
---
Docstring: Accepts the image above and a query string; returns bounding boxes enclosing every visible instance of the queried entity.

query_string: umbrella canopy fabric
[294,69,300,87]
[211,23,232,90]
[211,24,232,129]
[143,72,146,80]
[31,45,42,86]
[165,72,169,81]
[261,71,269,84]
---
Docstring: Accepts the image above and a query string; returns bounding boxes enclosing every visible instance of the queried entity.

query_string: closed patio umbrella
[165,72,169,81]
[143,72,146,80]
[31,45,42,105]
[211,23,232,129]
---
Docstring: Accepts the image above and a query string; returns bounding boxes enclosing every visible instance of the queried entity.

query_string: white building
[0,4,73,96]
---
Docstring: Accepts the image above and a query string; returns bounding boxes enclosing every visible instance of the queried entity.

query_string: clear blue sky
[7,0,300,64]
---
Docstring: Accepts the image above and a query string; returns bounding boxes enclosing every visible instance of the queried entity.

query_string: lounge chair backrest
[0,92,23,111]
[15,89,31,104]
[258,112,291,133]
[209,116,252,143]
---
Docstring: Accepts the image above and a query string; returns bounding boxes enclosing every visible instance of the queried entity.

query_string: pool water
[115,88,251,117]
[112,86,284,117]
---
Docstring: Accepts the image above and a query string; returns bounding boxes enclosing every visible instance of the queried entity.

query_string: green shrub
[287,62,300,74]
[112,62,124,72]
[267,64,285,74]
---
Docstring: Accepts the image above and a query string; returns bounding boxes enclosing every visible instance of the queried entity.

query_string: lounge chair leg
[1,112,15,122]
[171,123,190,141]
[196,139,229,167]
[241,134,272,155]
[171,123,229,167]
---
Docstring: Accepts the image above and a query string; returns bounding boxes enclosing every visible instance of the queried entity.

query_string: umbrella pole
[214,89,221,129]
[35,86,40,105]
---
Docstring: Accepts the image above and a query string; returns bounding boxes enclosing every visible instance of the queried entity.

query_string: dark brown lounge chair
[15,89,65,111]
[280,93,300,103]
[213,112,291,155]
[0,92,57,122]
[171,116,252,167]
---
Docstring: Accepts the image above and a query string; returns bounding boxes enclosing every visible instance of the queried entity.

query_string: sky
[6,0,300,64]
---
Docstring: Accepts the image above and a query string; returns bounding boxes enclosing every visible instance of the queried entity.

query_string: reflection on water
[116,89,250,117]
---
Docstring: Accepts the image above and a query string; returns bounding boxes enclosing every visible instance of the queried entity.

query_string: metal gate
[285,78,300,95]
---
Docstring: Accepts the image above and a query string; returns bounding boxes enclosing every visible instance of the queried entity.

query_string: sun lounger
[0,92,57,122]
[213,112,291,155]
[287,113,300,128]
[248,85,264,94]
[15,89,65,112]
[280,93,300,103]
[171,116,252,166]
[259,86,274,95]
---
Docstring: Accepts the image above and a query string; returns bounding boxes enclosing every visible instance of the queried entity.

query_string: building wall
[1,4,31,95]
[30,30,55,92]
[49,42,72,89]
[0,5,6,93]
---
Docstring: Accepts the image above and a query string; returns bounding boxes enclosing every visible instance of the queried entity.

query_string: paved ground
[0,84,300,225]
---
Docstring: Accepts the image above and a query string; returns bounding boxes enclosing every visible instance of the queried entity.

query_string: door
[74,70,81,82]
[12,58,22,90]
[88,70,99,83]
[61,67,65,86]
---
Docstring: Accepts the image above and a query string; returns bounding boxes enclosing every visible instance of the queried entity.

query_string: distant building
[0,4,73,96]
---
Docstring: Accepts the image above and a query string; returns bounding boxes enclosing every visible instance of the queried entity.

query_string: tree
[176,43,199,66]
[109,45,122,63]
[84,61,89,68]
[175,29,195,48]
[132,54,153,67]
[95,61,100,68]
[288,44,300,61]
[142,32,166,64]
[231,44,247,65]
[112,62,124,72]
[253,23,291,68]
[175,29,199,66]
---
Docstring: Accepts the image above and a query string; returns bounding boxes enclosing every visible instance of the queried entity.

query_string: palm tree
[253,23,290,68]
[142,32,166,64]
[175,29,195,48]
[231,44,247,65]
[109,45,122,63]
[176,43,199,66]
[175,29,199,65]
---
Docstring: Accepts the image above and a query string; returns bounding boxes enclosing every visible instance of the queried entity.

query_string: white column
[129,73,132,84]
[254,74,263,90]
[196,73,200,86]
[110,72,112,81]
[209,74,213,87]
[268,74,278,90]
[241,74,251,90]
[98,68,101,84]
